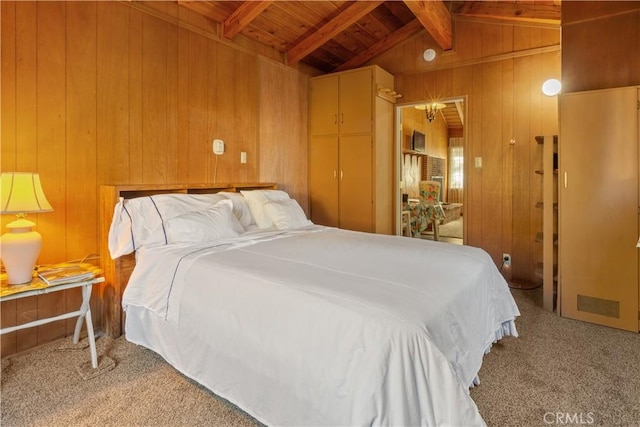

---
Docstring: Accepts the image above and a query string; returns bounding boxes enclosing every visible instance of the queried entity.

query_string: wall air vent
[577,295,620,318]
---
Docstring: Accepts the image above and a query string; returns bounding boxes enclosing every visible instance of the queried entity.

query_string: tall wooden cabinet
[559,86,640,332]
[309,65,394,234]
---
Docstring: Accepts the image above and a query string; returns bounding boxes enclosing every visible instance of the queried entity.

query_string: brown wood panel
[1,1,16,176]
[205,40,219,182]
[142,13,169,184]
[129,8,144,185]
[166,18,179,185]
[11,1,39,352]
[480,60,503,263]
[97,1,130,186]
[65,1,98,334]
[16,297,37,352]
[258,59,309,210]
[36,1,67,344]
[234,50,259,183]
[0,300,17,357]
[562,9,640,92]
[214,44,235,182]
[0,2,16,347]
[0,5,16,349]
[176,27,191,184]
[466,64,482,247]
[186,30,209,183]
[501,59,514,282]
[562,1,640,24]
[481,22,504,58]
[15,1,38,172]
[511,55,533,282]
[0,9,18,368]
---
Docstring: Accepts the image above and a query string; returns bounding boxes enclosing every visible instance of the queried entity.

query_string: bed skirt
[471,319,519,387]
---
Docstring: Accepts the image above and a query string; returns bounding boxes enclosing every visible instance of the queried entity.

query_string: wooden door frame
[394,96,468,241]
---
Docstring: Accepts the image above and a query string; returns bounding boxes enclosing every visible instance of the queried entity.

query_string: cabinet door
[310,75,339,136]
[309,135,339,227]
[339,135,373,232]
[339,69,372,135]
[559,87,639,332]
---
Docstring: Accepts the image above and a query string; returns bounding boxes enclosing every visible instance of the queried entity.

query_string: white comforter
[123,226,519,426]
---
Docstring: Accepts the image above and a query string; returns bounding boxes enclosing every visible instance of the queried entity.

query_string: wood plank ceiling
[178,0,561,73]
[178,0,559,129]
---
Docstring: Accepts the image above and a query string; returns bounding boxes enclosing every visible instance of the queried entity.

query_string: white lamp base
[0,218,42,285]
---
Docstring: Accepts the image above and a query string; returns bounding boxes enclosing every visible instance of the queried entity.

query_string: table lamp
[1,172,53,284]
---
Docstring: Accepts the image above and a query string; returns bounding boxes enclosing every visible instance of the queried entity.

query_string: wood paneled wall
[401,107,448,159]
[0,1,310,357]
[374,18,561,284]
[562,1,640,92]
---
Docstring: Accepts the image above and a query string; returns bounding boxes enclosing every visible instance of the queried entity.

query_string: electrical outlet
[212,139,224,155]
[502,253,511,266]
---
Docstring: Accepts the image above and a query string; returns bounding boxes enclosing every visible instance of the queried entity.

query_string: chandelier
[415,102,446,123]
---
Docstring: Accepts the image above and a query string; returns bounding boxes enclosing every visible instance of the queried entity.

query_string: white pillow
[263,199,312,230]
[219,192,255,228]
[163,199,244,244]
[108,193,227,258]
[240,190,291,229]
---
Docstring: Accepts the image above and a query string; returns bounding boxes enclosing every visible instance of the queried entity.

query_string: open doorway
[395,97,466,244]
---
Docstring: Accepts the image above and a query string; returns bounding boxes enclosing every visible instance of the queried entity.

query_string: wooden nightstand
[1,269,105,369]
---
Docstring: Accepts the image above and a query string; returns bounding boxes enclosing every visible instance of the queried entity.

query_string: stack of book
[36,263,102,286]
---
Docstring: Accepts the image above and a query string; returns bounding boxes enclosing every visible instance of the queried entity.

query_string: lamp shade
[1,172,53,214]
[1,172,53,284]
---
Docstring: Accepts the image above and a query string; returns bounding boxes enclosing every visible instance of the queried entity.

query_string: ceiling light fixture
[542,79,561,96]
[422,48,436,62]
[415,102,446,123]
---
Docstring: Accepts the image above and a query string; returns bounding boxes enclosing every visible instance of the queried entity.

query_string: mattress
[122,226,519,426]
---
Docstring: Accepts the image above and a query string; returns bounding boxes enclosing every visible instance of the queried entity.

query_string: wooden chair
[418,180,445,241]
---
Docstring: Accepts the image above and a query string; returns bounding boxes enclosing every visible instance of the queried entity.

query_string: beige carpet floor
[2,288,639,426]
[438,216,463,239]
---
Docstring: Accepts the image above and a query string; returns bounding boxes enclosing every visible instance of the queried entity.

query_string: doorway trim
[394,96,468,241]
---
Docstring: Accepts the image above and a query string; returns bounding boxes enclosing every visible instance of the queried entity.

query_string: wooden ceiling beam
[456,2,561,25]
[402,0,452,51]
[455,101,464,126]
[223,1,273,39]
[334,19,424,72]
[286,0,384,65]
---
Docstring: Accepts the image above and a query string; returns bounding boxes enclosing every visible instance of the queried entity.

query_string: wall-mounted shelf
[536,135,559,313]
[402,149,428,157]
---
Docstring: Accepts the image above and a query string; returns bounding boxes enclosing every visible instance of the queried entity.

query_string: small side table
[1,275,105,369]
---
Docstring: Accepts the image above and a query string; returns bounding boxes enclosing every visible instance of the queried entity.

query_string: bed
[100,183,520,426]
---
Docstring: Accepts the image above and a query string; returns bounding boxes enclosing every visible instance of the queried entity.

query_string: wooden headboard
[98,182,277,337]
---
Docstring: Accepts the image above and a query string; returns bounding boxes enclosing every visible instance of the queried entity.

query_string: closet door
[310,75,339,136]
[339,135,373,232]
[559,86,639,332]
[339,68,372,135]
[309,135,339,227]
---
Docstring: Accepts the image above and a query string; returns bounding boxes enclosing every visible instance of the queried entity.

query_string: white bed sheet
[123,226,519,426]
